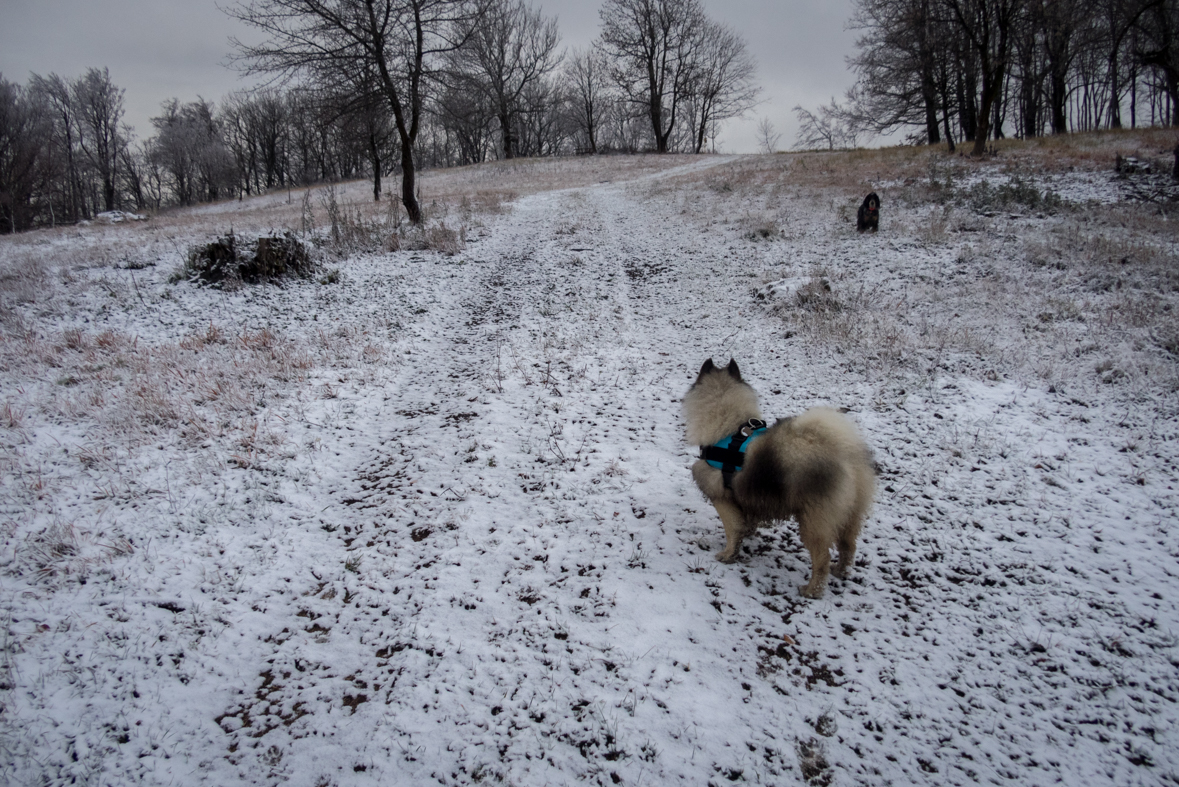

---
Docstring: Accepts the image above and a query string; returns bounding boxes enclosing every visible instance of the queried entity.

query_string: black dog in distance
[857,192,880,232]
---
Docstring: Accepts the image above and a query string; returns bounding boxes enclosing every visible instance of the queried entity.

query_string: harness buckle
[740,418,767,437]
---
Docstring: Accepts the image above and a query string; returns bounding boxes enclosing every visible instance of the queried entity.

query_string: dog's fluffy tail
[791,407,876,515]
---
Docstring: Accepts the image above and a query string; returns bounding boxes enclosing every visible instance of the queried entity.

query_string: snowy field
[2,135,1178,786]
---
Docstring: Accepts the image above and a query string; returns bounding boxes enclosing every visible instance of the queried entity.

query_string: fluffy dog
[857,192,880,232]
[683,359,875,598]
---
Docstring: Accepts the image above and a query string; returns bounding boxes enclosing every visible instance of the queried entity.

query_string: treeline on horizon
[0,0,759,233]
[3,0,1179,234]
[797,0,1179,153]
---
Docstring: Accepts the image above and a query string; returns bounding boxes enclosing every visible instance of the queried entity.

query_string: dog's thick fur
[683,359,875,598]
[857,192,880,232]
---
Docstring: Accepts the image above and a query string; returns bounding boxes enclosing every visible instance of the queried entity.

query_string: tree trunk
[1050,68,1068,133]
[500,109,515,159]
[370,131,382,202]
[65,130,80,223]
[1161,63,1179,126]
[973,97,992,154]
[1131,68,1138,127]
[940,83,956,153]
[923,65,941,144]
[919,0,940,145]
[652,101,669,153]
[649,69,673,153]
[958,67,977,142]
[973,62,1005,155]
[992,75,1006,139]
[1109,49,1122,128]
[400,142,421,224]
[583,97,597,153]
[1020,64,1038,138]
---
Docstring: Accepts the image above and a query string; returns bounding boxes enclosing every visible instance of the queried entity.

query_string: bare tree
[564,47,612,153]
[942,0,1026,154]
[598,0,705,153]
[1007,0,1086,136]
[118,127,147,210]
[0,77,48,233]
[1135,0,1179,122]
[848,0,1063,149]
[848,0,948,144]
[284,89,336,183]
[755,117,781,153]
[73,67,127,212]
[792,99,858,150]
[150,99,237,205]
[449,0,562,160]
[846,0,1179,142]
[221,88,293,195]
[228,0,489,224]
[149,100,195,205]
[221,92,263,196]
[607,102,650,151]
[321,66,400,200]
[1008,1,1040,136]
[434,82,496,163]
[1098,0,1154,128]
[28,74,85,221]
[357,88,399,200]
[513,74,567,156]
[684,19,759,153]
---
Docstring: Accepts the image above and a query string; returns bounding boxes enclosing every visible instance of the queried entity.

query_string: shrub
[250,234,316,280]
[967,175,1062,213]
[795,275,841,313]
[179,232,317,287]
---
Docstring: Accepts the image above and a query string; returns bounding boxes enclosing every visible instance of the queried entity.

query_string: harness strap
[700,419,767,490]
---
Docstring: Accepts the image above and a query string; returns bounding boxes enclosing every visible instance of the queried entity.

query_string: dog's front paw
[715,549,739,564]
[799,584,824,599]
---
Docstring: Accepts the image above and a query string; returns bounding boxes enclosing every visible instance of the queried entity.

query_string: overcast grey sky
[0,0,858,154]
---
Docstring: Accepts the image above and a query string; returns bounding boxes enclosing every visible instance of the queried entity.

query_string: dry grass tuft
[0,250,53,325]
[26,521,136,581]
[3,324,314,448]
[725,129,1179,405]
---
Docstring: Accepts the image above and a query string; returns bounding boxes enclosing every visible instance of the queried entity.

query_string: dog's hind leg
[834,468,873,579]
[798,513,833,598]
[713,498,750,563]
[832,517,862,579]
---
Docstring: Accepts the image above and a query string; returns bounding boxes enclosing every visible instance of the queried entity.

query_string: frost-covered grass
[2,138,1177,786]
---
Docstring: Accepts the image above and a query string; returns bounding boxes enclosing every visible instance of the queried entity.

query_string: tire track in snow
[212,169,738,784]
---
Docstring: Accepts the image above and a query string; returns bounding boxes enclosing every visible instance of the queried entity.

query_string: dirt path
[9,153,1175,787]
[212,158,1179,787]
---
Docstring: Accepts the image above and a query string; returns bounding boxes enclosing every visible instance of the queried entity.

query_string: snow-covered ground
[2,143,1177,786]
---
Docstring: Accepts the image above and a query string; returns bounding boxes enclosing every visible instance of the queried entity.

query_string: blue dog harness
[701,418,767,490]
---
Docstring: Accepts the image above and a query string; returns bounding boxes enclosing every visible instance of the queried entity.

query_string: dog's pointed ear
[691,359,715,387]
[726,359,742,380]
